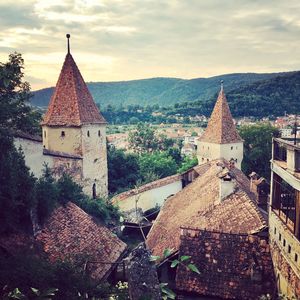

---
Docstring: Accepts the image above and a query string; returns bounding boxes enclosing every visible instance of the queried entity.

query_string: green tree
[0,128,36,234]
[128,122,158,153]
[239,123,279,179]
[0,53,41,135]
[129,116,140,124]
[139,151,177,181]
[35,166,58,224]
[56,174,85,205]
[107,145,140,194]
[177,155,198,173]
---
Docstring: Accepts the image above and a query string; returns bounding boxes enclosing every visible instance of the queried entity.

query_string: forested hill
[226,71,300,117]
[31,72,288,108]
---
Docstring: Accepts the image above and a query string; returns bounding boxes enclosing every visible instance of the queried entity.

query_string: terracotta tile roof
[36,202,127,281]
[42,54,106,127]
[12,130,42,142]
[199,87,243,144]
[43,148,82,159]
[146,159,266,257]
[176,229,275,299]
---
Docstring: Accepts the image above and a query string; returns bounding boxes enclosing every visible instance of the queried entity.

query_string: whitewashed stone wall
[197,141,243,169]
[115,180,182,212]
[81,124,108,198]
[14,137,54,178]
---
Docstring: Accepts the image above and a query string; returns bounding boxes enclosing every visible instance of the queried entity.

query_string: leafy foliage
[138,152,178,181]
[0,253,115,300]
[107,145,140,194]
[35,166,59,224]
[239,123,279,179]
[0,129,36,234]
[177,155,198,173]
[0,53,41,135]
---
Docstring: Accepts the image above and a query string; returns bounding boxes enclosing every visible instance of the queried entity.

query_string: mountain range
[31,71,300,117]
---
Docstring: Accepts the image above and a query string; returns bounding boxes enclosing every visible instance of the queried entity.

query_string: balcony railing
[273,138,300,173]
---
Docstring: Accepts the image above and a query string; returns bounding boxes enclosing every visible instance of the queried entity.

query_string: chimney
[249,172,258,194]
[248,172,270,210]
[218,168,236,202]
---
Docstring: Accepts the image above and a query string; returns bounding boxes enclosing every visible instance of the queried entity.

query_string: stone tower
[41,35,108,197]
[197,83,243,169]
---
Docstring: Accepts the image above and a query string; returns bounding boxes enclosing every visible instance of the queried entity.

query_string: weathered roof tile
[199,87,242,144]
[42,54,106,127]
[146,159,266,257]
[36,202,127,281]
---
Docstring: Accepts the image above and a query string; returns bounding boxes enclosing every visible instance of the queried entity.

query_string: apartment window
[61,131,65,137]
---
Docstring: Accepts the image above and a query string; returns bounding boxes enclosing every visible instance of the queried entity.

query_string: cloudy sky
[1,0,300,90]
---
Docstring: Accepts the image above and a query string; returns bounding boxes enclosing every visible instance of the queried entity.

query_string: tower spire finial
[220,80,224,91]
[66,34,71,54]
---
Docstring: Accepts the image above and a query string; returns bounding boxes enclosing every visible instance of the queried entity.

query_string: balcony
[273,138,300,179]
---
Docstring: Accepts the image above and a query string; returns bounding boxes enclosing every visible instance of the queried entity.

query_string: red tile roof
[146,159,266,257]
[176,228,275,299]
[199,87,242,144]
[36,202,127,281]
[42,54,106,127]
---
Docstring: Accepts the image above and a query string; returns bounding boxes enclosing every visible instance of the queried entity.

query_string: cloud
[1,0,300,90]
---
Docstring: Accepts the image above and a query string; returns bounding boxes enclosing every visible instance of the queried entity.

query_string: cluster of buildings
[6,36,300,299]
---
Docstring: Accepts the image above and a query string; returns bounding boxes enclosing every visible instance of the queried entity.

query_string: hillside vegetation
[32,72,290,110]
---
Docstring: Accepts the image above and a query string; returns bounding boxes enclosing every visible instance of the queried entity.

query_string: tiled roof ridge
[112,173,182,203]
[179,226,262,237]
[69,54,82,124]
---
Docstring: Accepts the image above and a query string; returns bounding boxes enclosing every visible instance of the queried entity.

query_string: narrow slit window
[87,131,90,137]
[98,130,101,137]
[61,131,65,137]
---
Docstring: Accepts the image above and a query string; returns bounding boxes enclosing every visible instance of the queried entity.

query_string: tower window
[87,130,90,137]
[295,253,298,262]
[279,233,281,241]
[288,245,291,254]
[61,131,65,137]
[44,131,46,138]
[274,227,277,234]
[283,239,286,247]
[98,130,101,137]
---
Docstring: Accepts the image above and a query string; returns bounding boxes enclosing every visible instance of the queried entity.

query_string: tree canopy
[0,52,41,135]
[239,123,279,180]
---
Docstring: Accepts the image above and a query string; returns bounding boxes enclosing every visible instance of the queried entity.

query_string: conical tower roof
[200,86,242,144]
[42,40,106,127]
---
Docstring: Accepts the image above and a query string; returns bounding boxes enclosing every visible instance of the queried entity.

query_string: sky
[1,0,300,90]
